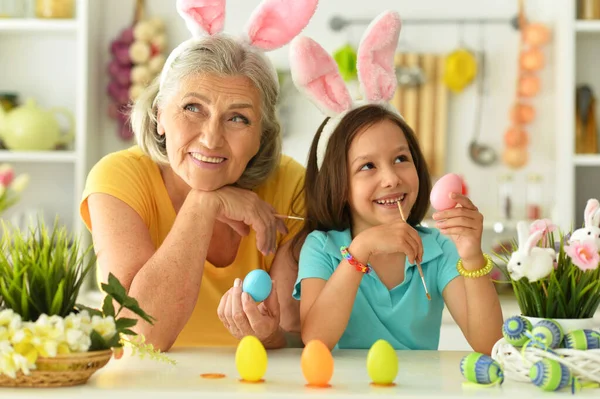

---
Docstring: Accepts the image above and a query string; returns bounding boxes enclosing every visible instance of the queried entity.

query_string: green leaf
[50,280,64,315]
[101,273,128,305]
[122,297,155,324]
[89,330,110,351]
[115,317,138,331]
[74,304,103,318]
[102,295,115,318]
[120,328,137,336]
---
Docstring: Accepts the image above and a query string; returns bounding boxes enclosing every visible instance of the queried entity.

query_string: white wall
[95,0,559,223]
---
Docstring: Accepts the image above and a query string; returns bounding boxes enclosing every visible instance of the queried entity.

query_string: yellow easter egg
[366,339,398,385]
[235,335,267,382]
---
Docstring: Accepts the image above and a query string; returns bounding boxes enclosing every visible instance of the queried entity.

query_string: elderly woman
[80,0,317,351]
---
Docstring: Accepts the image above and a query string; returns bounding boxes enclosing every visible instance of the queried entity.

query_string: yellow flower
[9,174,29,193]
[0,341,31,378]
[0,309,21,332]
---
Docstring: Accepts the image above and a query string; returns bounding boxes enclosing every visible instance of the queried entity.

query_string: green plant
[0,218,95,321]
[495,227,600,319]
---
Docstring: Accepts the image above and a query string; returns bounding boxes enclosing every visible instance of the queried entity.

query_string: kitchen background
[0,0,599,349]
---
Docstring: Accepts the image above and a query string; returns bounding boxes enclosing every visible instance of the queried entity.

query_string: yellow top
[80,146,305,347]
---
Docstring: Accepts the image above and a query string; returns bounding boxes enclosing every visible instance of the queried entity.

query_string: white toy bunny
[568,198,600,249]
[507,221,556,282]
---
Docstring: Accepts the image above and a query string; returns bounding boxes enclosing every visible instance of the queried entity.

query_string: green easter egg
[530,358,571,391]
[502,316,532,346]
[563,329,600,350]
[460,353,504,385]
[531,319,563,348]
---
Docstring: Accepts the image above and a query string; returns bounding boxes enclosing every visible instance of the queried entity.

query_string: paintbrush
[397,202,431,301]
[275,214,305,221]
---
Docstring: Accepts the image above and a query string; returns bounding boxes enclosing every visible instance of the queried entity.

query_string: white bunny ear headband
[289,10,403,170]
[159,0,319,90]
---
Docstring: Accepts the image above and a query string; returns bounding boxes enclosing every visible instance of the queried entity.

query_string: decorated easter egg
[502,316,532,346]
[301,340,334,387]
[430,173,463,211]
[530,358,571,391]
[235,335,267,382]
[366,339,398,385]
[460,353,504,385]
[563,329,600,350]
[242,269,272,302]
[531,319,563,349]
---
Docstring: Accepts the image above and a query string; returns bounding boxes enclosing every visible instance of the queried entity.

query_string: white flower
[65,311,92,335]
[0,341,31,378]
[91,315,117,341]
[65,328,91,353]
[0,309,21,330]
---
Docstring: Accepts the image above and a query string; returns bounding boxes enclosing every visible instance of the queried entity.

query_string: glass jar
[35,0,74,19]
[526,173,543,220]
[0,0,27,18]
[498,174,513,220]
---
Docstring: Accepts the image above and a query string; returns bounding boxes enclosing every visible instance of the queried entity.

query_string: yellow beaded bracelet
[456,253,494,278]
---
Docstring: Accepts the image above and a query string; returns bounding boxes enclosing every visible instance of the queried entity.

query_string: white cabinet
[0,0,100,237]
[555,2,600,229]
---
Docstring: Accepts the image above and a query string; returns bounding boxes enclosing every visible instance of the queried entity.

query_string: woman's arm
[442,256,504,355]
[88,189,218,351]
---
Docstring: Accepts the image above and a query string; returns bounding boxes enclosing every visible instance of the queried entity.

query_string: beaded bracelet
[340,246,371,274]
[456,253,494,278]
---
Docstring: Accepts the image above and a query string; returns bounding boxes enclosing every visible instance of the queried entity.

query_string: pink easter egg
[120,27,135,45]
[430,173,463,211]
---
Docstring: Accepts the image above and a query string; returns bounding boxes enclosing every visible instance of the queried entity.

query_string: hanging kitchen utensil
[443,23,478,93]
[468,24,497,166]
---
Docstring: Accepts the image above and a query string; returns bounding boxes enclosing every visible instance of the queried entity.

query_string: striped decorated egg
[502,316,532,346]
[531,319,563,348]
[530,358,571,391]
[460,353,504,385]
[563,329,600,350]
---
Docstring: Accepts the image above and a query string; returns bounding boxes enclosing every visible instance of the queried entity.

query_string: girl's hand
[351,219,423,264]
[198,186,288,255]
[432,192,484,262]
[217,278,282,345]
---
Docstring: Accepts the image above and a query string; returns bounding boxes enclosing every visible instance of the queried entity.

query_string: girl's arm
[442,255,503,355]
[87,189,218,352]
[299,238,371,350]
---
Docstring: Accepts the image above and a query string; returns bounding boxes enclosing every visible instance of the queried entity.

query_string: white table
[1,348,597,398]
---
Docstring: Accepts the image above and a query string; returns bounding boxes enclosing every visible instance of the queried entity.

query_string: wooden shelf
[575,20,600,33]
[0,150,77,163]
[0,18,78,32]
[574,154,600,166]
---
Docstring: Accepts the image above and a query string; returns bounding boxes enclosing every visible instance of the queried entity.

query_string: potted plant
[0,218,173,387]
[496,210,600,332]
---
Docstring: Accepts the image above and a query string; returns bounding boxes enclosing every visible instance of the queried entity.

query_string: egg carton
[491,337,600,384]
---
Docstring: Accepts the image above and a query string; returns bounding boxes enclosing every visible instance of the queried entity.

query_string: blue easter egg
[531,319,563,349]
[242,269,272,302]
[502,316,532,346]
[460,353,504,385]
[530,358,571,391]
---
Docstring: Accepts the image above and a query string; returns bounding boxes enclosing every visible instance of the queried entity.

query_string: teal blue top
[292,227,460,350]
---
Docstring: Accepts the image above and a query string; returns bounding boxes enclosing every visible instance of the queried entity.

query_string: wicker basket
[0,349,113,388]
[491,338,600,384]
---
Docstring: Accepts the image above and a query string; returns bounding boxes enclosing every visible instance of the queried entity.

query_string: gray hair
[130,34,282,189]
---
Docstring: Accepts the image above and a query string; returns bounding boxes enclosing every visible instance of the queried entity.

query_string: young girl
[288,11,503,354]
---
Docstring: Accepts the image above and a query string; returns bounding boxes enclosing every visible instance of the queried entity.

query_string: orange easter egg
[520,49,545,71]
[518,75,541,97]
[504,127,529,147]
[502,146,529,169]
[301,340,334,387]
[510,103,536,124]
[524,23,551,47]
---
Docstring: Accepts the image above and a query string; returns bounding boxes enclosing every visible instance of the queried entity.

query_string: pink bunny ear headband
[289,10,403,170]
[159,0,319,90]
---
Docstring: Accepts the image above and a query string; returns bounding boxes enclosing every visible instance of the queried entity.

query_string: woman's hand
[351,219,424,264]
[198,186,288,255]
[217,278,284,347]
[432,192,484,262]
